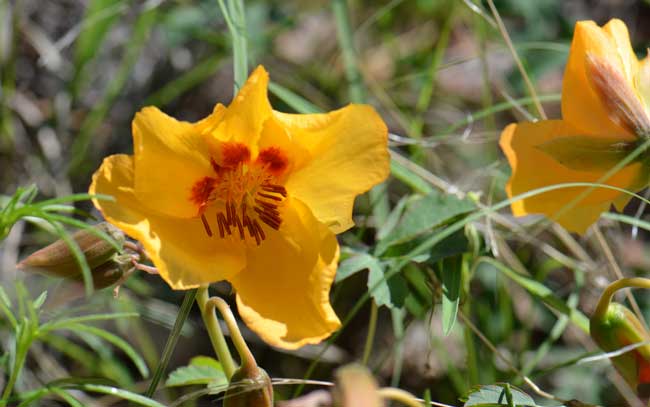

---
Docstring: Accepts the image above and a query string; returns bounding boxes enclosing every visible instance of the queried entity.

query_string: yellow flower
[89,66,389,349]
[500,19,650,233]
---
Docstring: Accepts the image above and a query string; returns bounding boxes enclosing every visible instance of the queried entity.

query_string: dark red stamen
[217,213,226,238]
[201,213,213,237]
[253,219,266,242]
[254,198,278,210]
[257,192,283,201]
[261,184,287,196]
[232,208,244,239]
[259,214,281,230]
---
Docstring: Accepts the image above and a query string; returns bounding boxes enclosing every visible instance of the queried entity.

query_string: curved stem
[377,388,424,407]
[196,286,236,380]
[206,296,259,377]
[593,278,650,320]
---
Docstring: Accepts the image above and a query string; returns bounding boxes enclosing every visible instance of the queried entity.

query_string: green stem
[206,296,258,377]
[196,286,237,379]
[145,289,197,397]
[361,300,378,366]
[593,278,650,321]
[332,0,365,104]
[217,0,248,93]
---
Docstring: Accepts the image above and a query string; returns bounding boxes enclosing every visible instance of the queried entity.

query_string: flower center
[190,142,289,245]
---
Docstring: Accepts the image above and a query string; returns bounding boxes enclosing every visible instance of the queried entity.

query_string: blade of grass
[145,289,197,397]
[217,0,248,93]
[486,0,546,119]
[145,55,223,107]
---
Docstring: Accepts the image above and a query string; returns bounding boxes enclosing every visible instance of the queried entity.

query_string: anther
[232,208,245,239]
[253,219,265,244]
[261,184,287,197]
[216,213,226,238]
[200,213,213,237]
[226,201,234,225]
[259,214,281,230]
[254,198,278,210]
[217,212,231,235]
[257,192,283,201]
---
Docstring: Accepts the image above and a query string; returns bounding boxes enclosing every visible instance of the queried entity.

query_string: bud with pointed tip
[223,366,273,407]
[17,222,126,287]
[585,53,650,137]
[590,278,650,397]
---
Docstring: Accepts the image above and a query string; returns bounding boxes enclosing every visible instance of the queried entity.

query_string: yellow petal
[562,20,638,140]
[231,198,341,349]
[90,154,246,289]
[277,105,390,234]
[602,19,639,83]
[132,106,214,219]
[499,120,643,234]
[204,66,272,157]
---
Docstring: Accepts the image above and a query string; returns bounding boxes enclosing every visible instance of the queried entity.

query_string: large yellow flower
[89,66,389,349]
[500,19,650,234]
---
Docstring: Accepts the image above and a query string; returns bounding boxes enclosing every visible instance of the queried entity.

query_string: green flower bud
[590,278,650,396]
[17,222,126,286]
[223,366,273,407]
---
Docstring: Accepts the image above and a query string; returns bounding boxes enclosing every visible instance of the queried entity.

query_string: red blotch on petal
[257,147,289,175]
[190,177,216,211]
[221,142,251,167]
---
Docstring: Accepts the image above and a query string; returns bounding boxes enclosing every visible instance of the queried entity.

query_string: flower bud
[590,301,650,396]
[333,364,384,407]
[223,366,273,407]
[17,222,126,284]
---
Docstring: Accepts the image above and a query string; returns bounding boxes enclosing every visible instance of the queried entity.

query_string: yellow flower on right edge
[500,19,650,234]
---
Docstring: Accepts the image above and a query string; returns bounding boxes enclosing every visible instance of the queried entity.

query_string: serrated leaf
[336,253,405,309]
[536,136,635,172]
[377,191,475,254]
[166,356,227,387]
[463,384,536,406]
[336,253,377,283]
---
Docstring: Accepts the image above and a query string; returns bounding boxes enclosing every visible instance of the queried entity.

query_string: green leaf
[166,356,227,387]
[536,136,635,172]
[441,257,462,335]
[463,384,536,406]
[377,190,475,254]
[336,252,376,282]
[336,253,405,309]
